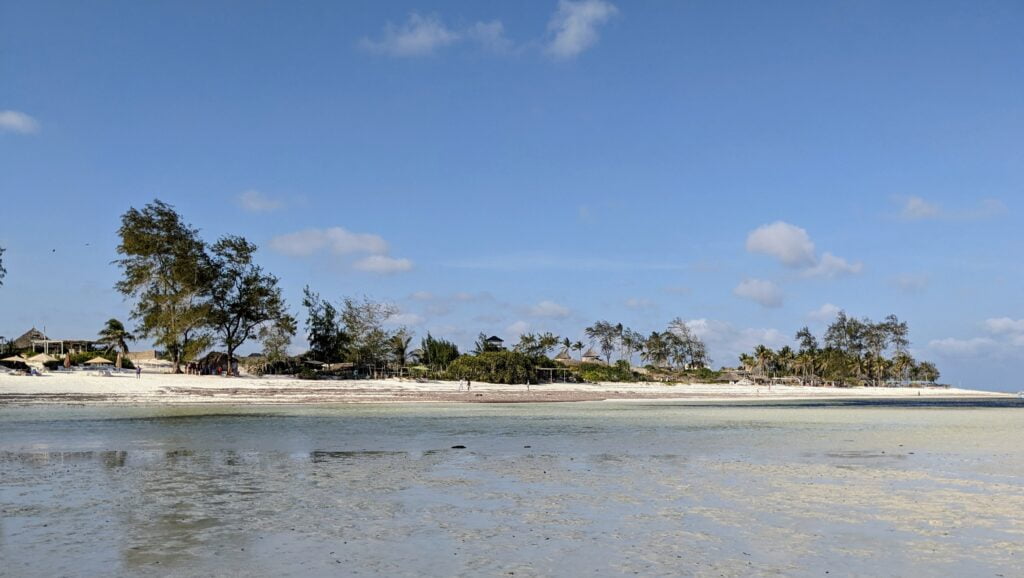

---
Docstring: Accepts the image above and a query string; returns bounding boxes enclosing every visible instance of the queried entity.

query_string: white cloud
[897,196,1006,221]
[802,252,864,279]
[984,317,1024,336]
[506,320,530,336]
[624,298,656,310]
[528,300,571,319]
[235,190,284,213]
[360,13,460,57]
[546,0,618,60]
[733,278,784,308]
[807,303,841,323]
[353,255,413,274]
[466,20,512,53]
[745,221,817,268]
[0,110,39,134]
[900,196,942,220]
[927,316,1024,360]
[685,319,788,367]
[361,14,512,57]
[386,312,425,326]
[410,291,435,301]
[928,337,998,357]
[269,227,389,257]
[746,221,862,279]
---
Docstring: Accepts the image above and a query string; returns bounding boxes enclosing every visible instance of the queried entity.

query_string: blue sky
[1,1,1022,390]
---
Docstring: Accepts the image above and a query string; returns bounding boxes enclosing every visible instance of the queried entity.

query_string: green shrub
[297,368,321,380]
[576,360,640,383]
[446,351,541,384]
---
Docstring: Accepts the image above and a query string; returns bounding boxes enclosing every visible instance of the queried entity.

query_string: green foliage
[301,286,347,363]
[259,316,297,364]
[446,351,541,384]
[472,332,504,354]
[208,235,292,374]
[576,360,638,383]
[297,367,321,380]
[97,318,135,354]
[340,296,399,373]
[114,199,213,371]
[740,313,941,386]
[420,334,460,370]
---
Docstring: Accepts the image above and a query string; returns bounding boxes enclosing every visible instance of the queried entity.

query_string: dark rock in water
[451,445,466,449]
[524,445,531,448]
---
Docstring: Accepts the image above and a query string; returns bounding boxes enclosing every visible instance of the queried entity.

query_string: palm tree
[571,341,584,360]
[753,345,774,378]
[391,332,412,370]
[98,318,135,355]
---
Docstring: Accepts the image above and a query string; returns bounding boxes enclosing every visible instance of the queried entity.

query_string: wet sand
[1,402,1022,576]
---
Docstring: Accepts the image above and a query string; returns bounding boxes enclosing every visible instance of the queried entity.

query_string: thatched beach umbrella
[28,353,57,364]
[84,356,113,366]
[2,355,28,362]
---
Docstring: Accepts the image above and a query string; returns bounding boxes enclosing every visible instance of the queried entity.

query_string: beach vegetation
[740,312,941,386]
[115,200,215,373]
[446,350,546,384]
[208,236,293,376]
[420,334,460,371]
[97,318,135,354]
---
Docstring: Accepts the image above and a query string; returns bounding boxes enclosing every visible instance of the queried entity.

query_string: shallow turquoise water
[1,401,1022,576]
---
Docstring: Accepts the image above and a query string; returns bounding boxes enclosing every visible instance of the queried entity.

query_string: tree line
[739,312,940,385]
[115,200,294,374]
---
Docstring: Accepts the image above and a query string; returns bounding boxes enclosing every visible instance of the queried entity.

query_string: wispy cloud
[269,227,388,257]
[506,320,530,336]
[443,253,684,272]
[624,298,657,310]
[896,196,1006,221]
[745,221,862,279]
[546,0,618,60]
[733,278,784,308]
[353,255,413,274]
[466,20,513,53]
[385,311,425,326]
[361,13,512,57]
[0,110,39,134]
[890,273,929,294]
[801,252,863,279]
[269,226,412,274]
[686,319,788,367]
[360,13,460,57]
[527,300,571,319]
[235,190,284,213]
[807,303,841,323]
[928,316,1024,359]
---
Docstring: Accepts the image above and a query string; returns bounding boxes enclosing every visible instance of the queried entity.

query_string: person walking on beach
[458,378,464,391]
[136,366,142,379]
[466,379,471,391]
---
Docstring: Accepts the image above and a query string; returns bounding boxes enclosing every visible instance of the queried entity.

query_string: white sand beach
[0,371,1010,405]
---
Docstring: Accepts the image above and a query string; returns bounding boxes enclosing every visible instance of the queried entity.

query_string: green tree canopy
[208,235,293,376]
[115,199,212,372]
[98,318,135,354]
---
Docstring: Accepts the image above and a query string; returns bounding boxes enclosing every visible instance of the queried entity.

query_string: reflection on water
[1,402,1022,576]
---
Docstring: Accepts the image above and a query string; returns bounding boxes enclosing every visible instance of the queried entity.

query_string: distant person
[136,366,142,380]
[466,379,471,391]
[458,378,464,391]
